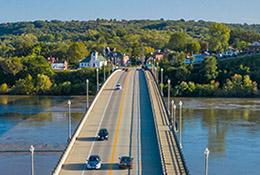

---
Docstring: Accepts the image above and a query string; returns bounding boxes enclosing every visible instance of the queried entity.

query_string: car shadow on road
[103,88,116,91]
[62,163,85,170]
[100,163,121,170]
[76,137,97,142]
[62,163,122,171]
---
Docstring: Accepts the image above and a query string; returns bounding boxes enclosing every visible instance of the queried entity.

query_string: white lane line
[81,74,121,175]
[136,70,142,175]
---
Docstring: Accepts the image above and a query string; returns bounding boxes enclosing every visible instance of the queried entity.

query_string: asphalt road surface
[59,68,162,175]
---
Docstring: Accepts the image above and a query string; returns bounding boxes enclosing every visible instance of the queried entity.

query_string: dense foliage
[0,19,259,96]
[161,54,260,97]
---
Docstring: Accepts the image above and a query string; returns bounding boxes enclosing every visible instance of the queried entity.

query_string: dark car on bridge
[119,156,133,169]
[97,128,109,140]
[86,155,102,170]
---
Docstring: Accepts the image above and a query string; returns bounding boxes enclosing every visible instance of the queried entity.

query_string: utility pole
[86,79,89,109]
[173,104,177,132]
[204,147,210,175]
[30,145,35,175]
[160,68,164,96]
[103,65,106,82]
[171,100,174,126]
[179,100,183,149]
[68,100,72,141]
[96,68,99,92]
[167,79,171,113]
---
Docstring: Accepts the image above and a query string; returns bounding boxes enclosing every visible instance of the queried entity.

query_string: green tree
[168,32,191,52]
[67,42,89,64]
[12,74,35,95]
[13,33,38,56]
[35,74,52,94]
[22,55,54,78]
[0,57,23,75]
[200,56,218,83]
[208,23,230,52]
[223,74,258,96]
[0,83,8,93]
[187,40,201,54]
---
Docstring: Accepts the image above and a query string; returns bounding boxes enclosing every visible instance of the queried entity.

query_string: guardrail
[145,68,189,174]
[52,70,119,175]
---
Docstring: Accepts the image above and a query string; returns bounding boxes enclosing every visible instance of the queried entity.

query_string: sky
[0,0,259,24]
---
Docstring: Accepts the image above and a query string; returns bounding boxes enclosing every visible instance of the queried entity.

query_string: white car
[115,84,122,90]
[86,155,102,170]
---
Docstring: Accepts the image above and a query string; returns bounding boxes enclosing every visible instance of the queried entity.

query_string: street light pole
[160,68,164,96]
[173,104,177,132]
[103,65,106,82]
[204,147,210,175]
[167,79,171,113]
[171,100,174,126]
[156,62,159,83]
[86,79,89,109]
[68,100,72,141]
[179,100,183,149]
[96,68,99,92]
[30,145,35,175]
[154,67,157,83]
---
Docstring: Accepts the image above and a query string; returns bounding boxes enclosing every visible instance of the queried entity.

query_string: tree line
[0,19,259,96]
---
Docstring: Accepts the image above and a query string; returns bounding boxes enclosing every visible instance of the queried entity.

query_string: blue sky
[0,0,259,24]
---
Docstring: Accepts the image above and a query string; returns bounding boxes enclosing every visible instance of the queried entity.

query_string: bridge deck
[53,69,164,175]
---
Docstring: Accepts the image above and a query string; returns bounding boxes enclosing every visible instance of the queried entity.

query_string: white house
[51,61,68,70]
[79,51,107,68]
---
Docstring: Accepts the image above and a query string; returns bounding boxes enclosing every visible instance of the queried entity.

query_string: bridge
[52,68,188,175]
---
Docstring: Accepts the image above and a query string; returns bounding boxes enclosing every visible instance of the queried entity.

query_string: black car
[86,155,102,169]
[119,156,133,169]
[97,128,109,140]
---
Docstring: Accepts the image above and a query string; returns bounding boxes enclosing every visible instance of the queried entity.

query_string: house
[51,61,68,70]
[122,54,129,66]
[153,50,165,61]
[222,47,239,58]
[47,56,68,70]
[185,53,208,64]
[103,47,129,66]
[79,51,107,68]
[247,41,260,53]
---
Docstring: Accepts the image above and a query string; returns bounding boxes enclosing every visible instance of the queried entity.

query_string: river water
[0,95,87,175]
[173,98,260,175]
[0,96,259,175]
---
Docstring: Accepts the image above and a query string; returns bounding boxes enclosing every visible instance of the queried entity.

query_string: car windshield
[116,84,120,87]
[99,129,107,134]
[89,156,99,162]
[121,157,130,162]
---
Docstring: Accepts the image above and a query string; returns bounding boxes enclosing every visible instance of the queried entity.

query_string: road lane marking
[108,71,130,175]
[81,73,122,175]
[128,70,136,175]
[136,70,142,175]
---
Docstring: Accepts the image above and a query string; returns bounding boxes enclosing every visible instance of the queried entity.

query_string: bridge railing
[52,70,119,175]
[146,68,189,174]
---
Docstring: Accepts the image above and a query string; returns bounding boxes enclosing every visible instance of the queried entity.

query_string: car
[119,156,133,169]
[86,155,102,170]
[97,128,109,140]
[115,84,122,90]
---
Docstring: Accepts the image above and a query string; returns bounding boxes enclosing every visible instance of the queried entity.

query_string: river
[0,96,259,175]
[0,95,87,175]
